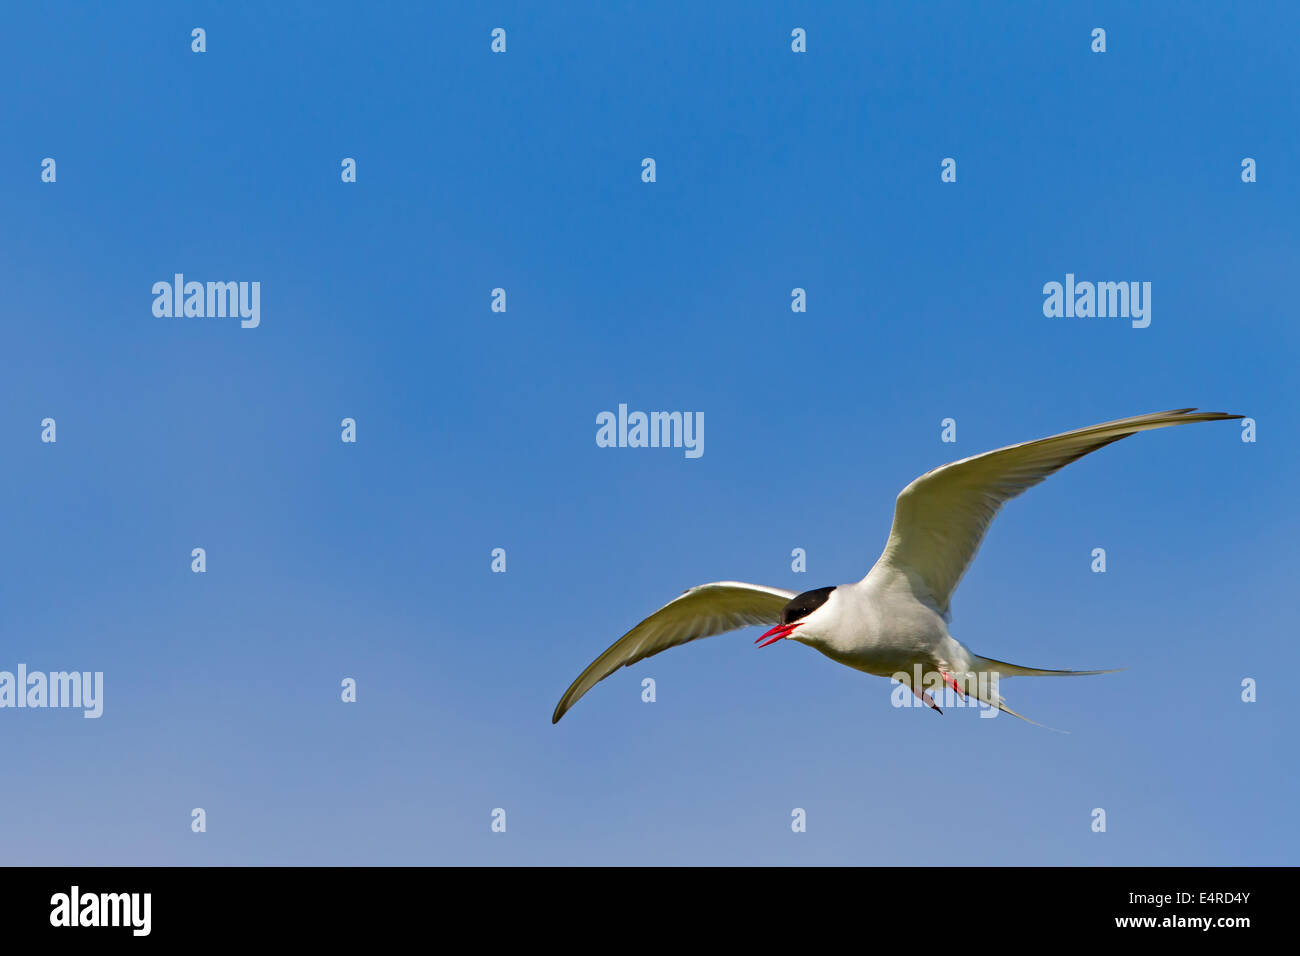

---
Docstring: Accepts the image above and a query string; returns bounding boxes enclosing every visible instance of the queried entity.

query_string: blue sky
[1,2,1295,865]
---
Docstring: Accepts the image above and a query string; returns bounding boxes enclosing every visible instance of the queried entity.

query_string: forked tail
[972,654,1123,679]
[966,654,1125,732]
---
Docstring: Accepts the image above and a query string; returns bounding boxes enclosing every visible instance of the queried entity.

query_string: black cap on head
[780,586,836,624]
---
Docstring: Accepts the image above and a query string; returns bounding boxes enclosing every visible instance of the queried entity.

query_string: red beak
[755,621,801,647]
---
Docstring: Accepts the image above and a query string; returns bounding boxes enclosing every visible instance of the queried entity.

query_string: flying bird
[552,408,1241,727]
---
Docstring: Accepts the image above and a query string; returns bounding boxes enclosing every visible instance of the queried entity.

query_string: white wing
[873,408,1241,618]
[553,581,797,723]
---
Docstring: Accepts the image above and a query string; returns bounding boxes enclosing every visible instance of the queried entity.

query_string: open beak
[754,621,802,647]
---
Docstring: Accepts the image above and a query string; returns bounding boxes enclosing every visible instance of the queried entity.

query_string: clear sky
[1,2,1295,865]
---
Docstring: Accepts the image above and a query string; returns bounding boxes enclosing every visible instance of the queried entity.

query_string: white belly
[794,575,960,678]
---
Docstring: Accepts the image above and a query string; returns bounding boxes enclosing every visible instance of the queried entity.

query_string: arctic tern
[552,409,1241,728]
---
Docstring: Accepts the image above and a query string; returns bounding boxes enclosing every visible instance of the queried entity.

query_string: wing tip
[1171,407,1244,421]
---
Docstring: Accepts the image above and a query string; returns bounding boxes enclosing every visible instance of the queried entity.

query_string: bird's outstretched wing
[872,408,1242,617]
[552,581,797,723]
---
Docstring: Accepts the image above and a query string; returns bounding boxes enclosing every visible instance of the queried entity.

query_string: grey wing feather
[874,408,1242,617]
[552,581,796,723]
